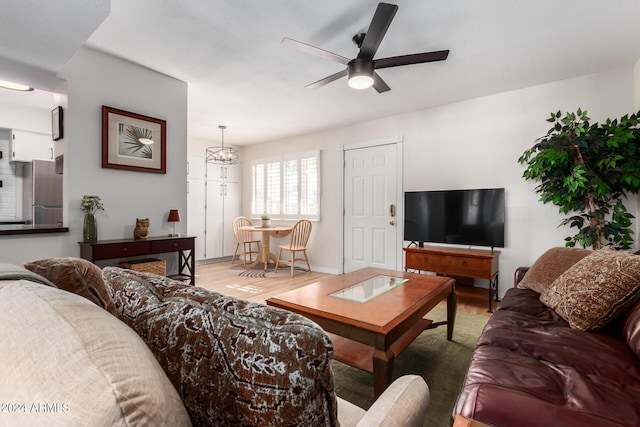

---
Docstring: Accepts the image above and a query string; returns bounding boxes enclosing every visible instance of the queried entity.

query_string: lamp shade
[168,209,181,222]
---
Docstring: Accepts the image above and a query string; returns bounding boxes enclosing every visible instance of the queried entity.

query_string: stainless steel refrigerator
[22,160,62,226]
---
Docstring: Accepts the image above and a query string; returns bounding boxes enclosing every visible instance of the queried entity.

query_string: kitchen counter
[0,224,69,236]
[0,217,27,225]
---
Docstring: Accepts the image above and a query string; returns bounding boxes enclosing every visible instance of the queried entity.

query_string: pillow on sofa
[517,247,592,294]
[24,257,114,313]
[540,248,640,331]
[0,279,190,426]
[102,266,337,427]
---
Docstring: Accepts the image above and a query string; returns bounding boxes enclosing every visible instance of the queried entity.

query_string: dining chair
[275,219,312,277]
[231,216,261,266]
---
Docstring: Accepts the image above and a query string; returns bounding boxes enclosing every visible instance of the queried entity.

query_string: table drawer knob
[122,248,128,252]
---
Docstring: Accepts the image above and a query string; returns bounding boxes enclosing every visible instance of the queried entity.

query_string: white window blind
[251,151,321,220]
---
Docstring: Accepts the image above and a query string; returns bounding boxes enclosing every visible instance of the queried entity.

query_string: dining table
[239,225,292,271]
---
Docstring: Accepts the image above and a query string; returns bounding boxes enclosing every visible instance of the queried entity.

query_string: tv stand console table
[79,236,196,285]
[403,246,500,312]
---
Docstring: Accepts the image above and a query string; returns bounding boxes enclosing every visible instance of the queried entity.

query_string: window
[251,151,320,220]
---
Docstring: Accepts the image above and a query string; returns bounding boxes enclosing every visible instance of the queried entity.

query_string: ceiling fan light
[347,58,374,90]
[348,74,374,90]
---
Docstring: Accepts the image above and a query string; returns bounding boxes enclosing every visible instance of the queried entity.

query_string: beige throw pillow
[0,279,190,426]
[517,247,592,294]
[540,248,640,331]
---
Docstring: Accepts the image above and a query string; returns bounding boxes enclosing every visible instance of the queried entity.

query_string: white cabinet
[187,155,207,260]
[205,163,240,259]
[187,155,240,261]
[10,130,54,162]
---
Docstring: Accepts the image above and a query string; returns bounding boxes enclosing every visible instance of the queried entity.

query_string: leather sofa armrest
[514,267,530,287]
[337,375,430,427]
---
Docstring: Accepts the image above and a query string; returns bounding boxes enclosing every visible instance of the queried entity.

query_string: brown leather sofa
[453,248,640,426]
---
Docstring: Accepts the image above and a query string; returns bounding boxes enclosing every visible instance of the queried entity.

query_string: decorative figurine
[134,218,150,240]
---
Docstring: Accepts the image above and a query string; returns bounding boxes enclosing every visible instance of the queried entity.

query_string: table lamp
[168,209,181,237]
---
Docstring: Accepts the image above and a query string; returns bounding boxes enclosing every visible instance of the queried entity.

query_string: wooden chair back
[232,216,254,243]
[288,219,312,249]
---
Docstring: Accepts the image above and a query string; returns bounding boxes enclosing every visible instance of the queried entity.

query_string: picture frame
[101,105,166,174]
[52,106,63,141]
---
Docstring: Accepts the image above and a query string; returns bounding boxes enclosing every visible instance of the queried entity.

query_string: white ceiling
[3,1,640,145]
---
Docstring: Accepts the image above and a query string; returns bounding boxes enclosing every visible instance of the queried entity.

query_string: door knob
[390,220,396,226]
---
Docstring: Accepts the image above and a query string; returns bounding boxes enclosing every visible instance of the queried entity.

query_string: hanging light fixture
[206,125,239,165]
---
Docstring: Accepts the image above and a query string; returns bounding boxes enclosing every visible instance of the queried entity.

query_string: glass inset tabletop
[330,275,409,303]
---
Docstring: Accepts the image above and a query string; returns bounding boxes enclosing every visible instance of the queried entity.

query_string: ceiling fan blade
[305,68,348,89]
[281,37,350,65]
[372,72,391,93]
[358,3,398,61]
[374,50,449,69]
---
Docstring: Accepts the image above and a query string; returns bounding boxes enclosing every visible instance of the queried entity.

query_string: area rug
[227,262,309,278]
[332,306,488,427]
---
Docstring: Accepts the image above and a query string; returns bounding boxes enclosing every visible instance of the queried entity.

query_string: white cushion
[0,279,191,427]
[337,375,429,427]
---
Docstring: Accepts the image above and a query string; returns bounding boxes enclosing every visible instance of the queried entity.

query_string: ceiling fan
[282,2,449,93]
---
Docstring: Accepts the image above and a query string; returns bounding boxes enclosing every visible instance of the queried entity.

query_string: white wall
[240,66,638,294]
[0,101,52,134]
[0,48,188,267]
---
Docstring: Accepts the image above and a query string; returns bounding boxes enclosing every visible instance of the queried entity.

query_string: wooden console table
[404,246,500,312]
[79,236,196,285]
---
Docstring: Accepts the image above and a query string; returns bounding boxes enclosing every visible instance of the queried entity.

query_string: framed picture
[52,106,63,141]
[101,106,166,174]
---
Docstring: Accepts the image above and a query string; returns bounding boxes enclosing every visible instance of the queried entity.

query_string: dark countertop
[0,217,28,225]
[0,224,69,236]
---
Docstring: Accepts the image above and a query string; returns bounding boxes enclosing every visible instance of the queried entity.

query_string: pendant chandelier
[206,125,239,165]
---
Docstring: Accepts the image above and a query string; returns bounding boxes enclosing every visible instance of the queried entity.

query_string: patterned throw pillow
[540,248,640,331]
[24,257,114,313]
[102,267,338,427]
[517,247,592,294]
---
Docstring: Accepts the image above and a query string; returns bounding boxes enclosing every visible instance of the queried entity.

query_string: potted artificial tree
[518,109,640,249]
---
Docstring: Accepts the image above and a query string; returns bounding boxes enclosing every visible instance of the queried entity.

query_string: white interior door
[343,143,399,273]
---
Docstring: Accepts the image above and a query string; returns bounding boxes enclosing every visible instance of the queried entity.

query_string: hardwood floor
[194,260,494,317]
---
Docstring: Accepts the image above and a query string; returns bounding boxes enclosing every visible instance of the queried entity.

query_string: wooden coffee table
[266,267,456,397]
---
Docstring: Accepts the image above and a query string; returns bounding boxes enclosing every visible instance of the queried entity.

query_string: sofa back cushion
[540,248,640,331]
[0,279,190,426]
[24,257,115,312]
[517,247,591,294]
[103,267,338,427]
[620,299,640,359]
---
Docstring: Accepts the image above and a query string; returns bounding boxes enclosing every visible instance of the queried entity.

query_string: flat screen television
[404,188,505,248]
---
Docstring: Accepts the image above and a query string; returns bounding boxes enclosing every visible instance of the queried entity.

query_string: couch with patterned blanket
[1,258,429,426]
[453,247,640,426]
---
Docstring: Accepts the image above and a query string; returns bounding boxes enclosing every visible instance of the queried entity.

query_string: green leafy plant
[261,214,270,220]
[518,109,640,249]
[81,195,104,215]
